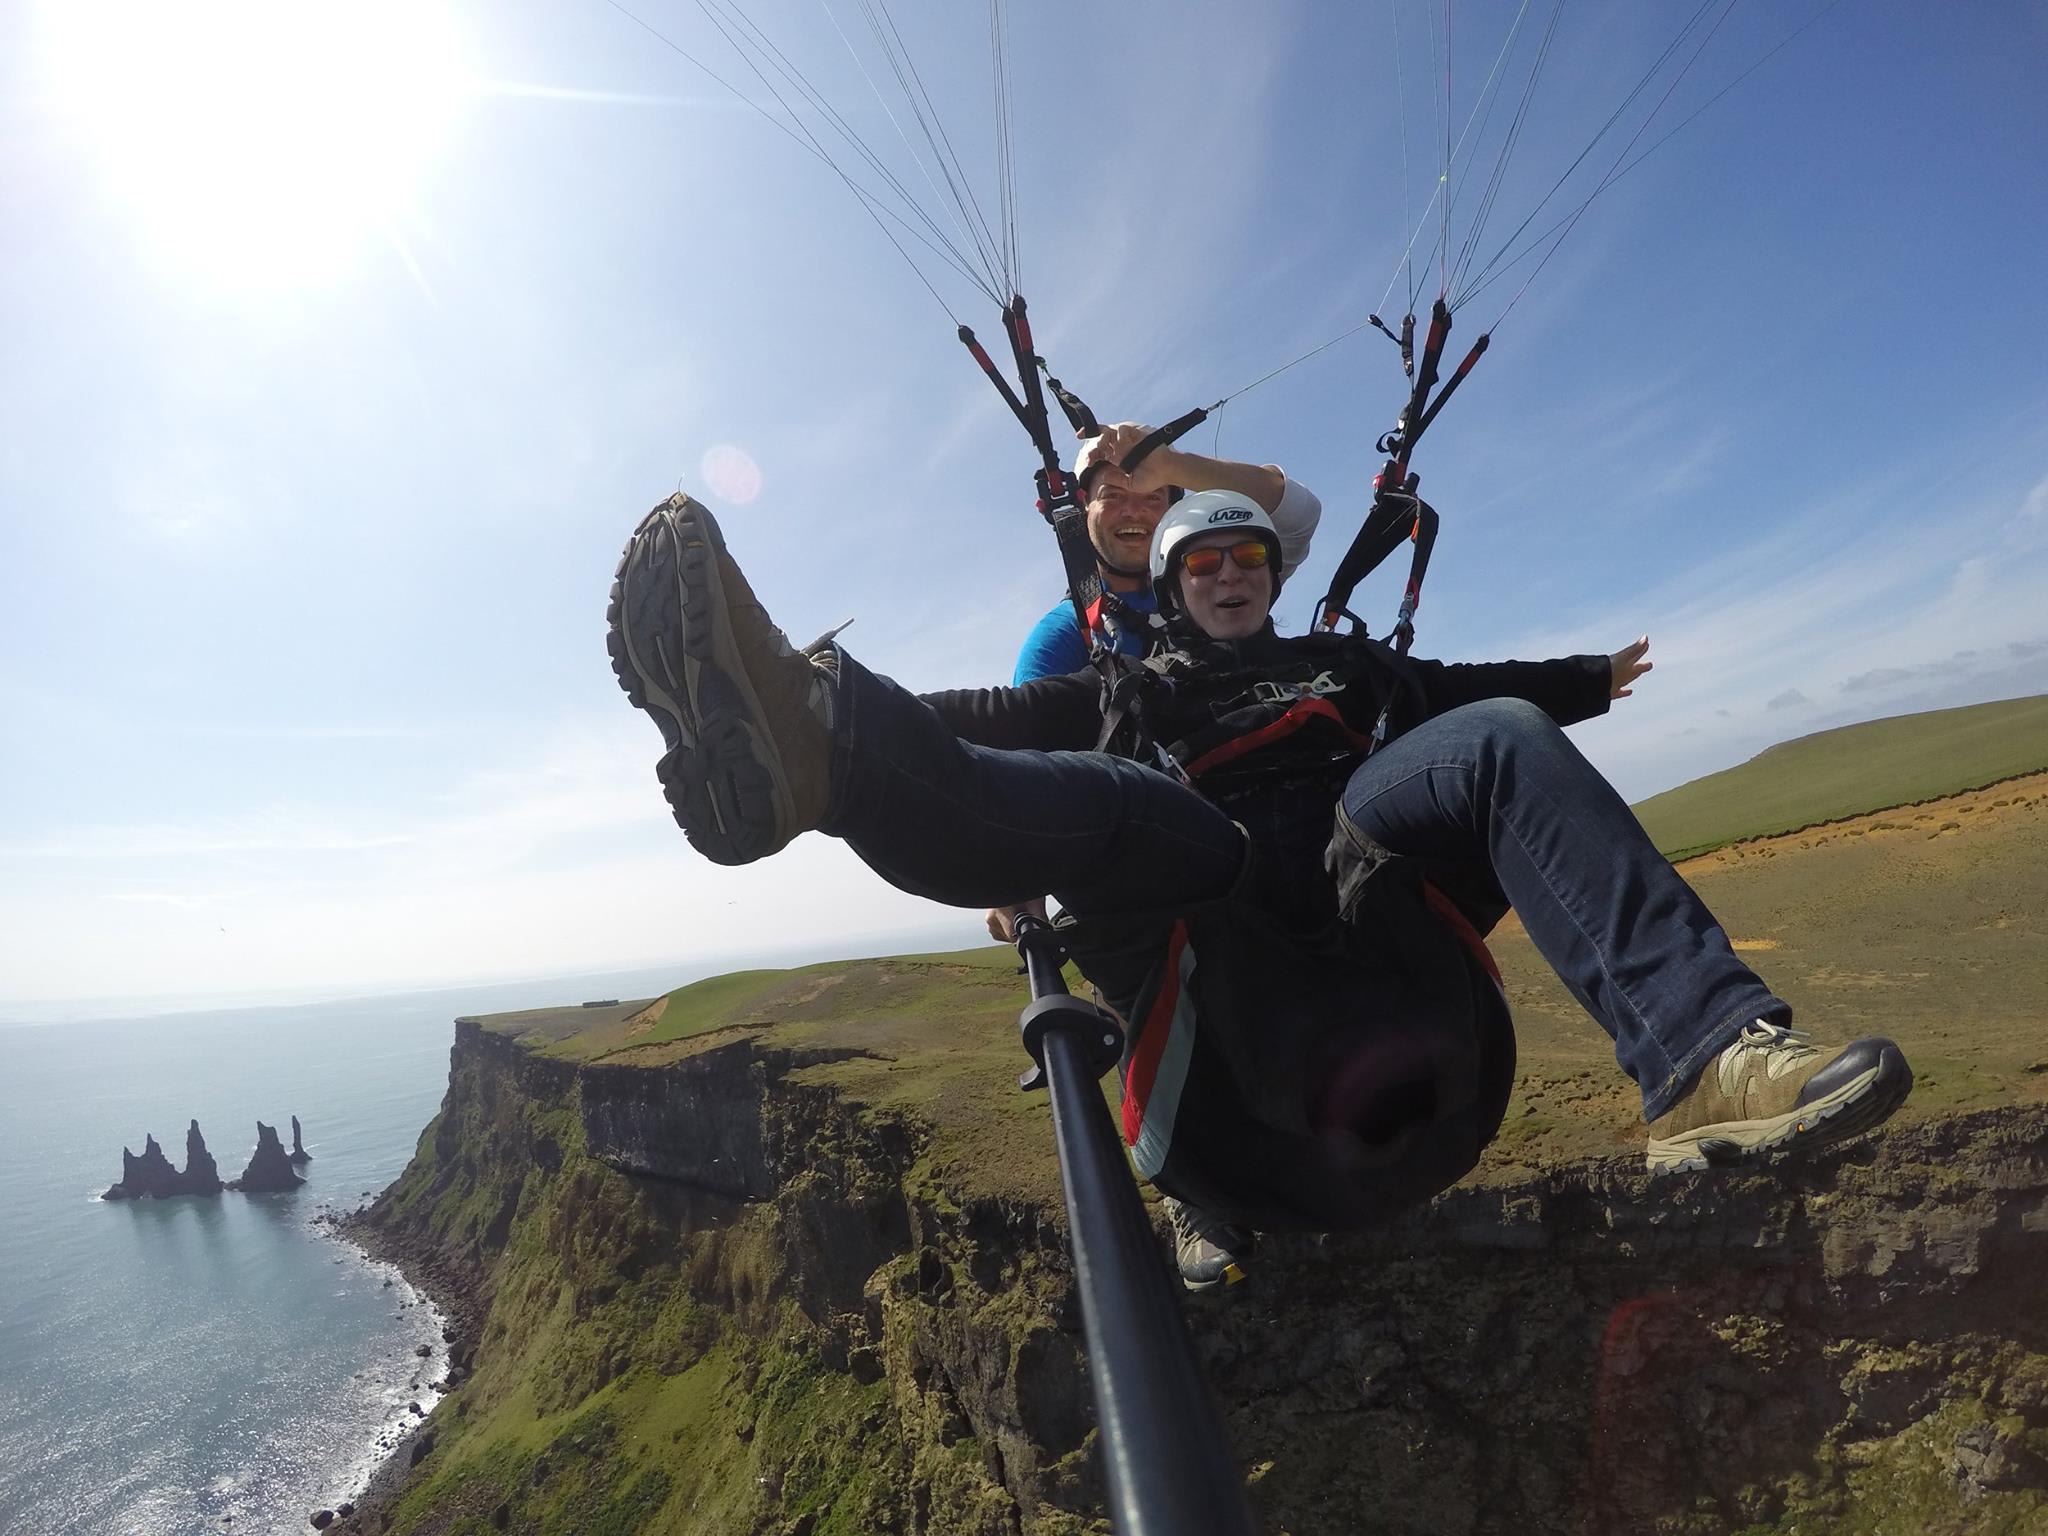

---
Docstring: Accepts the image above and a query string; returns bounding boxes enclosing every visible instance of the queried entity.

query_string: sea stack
[289,1115,312,1165]
[180,1119,224,1194]
[229,1121,306,1192]
[102,1121,223,1200]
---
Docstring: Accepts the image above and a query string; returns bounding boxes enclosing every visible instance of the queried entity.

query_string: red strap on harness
[1120,921,1190,1147]
[1183,697,1376,778]
[1419,880,1503,986]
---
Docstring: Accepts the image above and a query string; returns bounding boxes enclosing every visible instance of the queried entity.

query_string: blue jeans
[819,659,1780,1121]
[1330,696,1785,1120]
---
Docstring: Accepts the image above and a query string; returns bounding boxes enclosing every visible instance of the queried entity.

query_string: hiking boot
[607,494,835,865]
[1163,1196,1253,1294]
[1645,1021,1913,1175]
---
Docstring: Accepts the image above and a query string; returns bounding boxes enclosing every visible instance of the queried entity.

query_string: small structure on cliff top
[289,1115,312,1165]
[102,1119,225,1200]
[228,1120,307,1192]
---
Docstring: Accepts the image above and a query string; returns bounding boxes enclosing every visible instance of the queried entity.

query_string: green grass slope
[1631,693,2048,859]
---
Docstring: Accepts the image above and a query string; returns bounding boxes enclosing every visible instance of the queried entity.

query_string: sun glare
[40,0,467,292]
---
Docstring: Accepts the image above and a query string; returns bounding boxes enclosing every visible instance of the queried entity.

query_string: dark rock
[1951,1419,2043,1498]
[310,1511,334,1530]
[102,1122,225,1199]
[491,1502,511,1530]
[336,1503,354,1519]
[408,1401,423,1415]
[409,1432,436,1467]
[180,1121,224,1193]
[228,1121,305,1192]
[415,1344,433,1358]
[289,1115,312,1164]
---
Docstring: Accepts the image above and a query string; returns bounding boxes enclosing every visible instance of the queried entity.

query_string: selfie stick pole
[1012,912,1256,1536]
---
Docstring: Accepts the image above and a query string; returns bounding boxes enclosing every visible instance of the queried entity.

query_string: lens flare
[700,445,764,506]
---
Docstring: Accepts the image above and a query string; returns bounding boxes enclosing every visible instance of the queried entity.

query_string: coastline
[311,1208,485,1535]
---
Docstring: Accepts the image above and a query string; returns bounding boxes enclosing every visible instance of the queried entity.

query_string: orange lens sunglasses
[1180,540,1271,578]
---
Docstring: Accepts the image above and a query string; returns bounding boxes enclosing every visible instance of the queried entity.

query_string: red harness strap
[1419,880,1504,985]
[1183,697,1376,778]
[1120,920,1191,1148]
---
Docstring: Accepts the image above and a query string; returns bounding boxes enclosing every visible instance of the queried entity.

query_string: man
[1011,422,1322,684]
[607,491,1914,1290]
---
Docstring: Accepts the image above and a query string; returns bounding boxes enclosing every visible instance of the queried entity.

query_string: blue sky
[4,0,2046,1012]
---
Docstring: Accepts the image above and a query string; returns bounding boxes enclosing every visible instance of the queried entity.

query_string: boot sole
[1644,1042,1913,1175]
[606,496,795,866]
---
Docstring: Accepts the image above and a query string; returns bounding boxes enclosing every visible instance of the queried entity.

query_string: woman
[607,490,1911,1289]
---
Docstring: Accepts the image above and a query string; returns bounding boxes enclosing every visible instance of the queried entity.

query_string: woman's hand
[1610,635,1652,699]
[985,897,1049,942]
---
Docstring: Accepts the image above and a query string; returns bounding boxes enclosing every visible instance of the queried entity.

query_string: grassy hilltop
[1633,693,2048,859]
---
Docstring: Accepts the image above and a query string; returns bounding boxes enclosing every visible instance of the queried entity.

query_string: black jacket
[926,626,1608,759]
[924,627,1611,928]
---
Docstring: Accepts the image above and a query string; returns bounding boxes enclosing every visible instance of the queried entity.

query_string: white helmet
[1149,490,1283,616]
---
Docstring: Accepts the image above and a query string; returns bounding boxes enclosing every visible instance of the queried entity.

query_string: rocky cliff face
[351,1020,2048,1536]
[229,1120,306,1192]
[102,1119,224,1199]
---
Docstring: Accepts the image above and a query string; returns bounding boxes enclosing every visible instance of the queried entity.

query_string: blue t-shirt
[1012,587,1158,685]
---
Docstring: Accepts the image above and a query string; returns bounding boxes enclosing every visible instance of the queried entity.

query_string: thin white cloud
[1498,447,2048,798]
[2,816,417,861]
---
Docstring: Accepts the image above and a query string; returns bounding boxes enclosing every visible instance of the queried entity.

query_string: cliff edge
[335,967,2048,1536]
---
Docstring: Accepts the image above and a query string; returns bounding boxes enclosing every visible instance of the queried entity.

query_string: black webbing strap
[1092,656,1148,752]
[1317,295,1488,643]
[1320,488,1424,633]
[1389,499,1438,655]
[958,297,1108,654]
[1090,651,1189,783]
[1116,406,1211,480]
[1368,312,1417,378]
[1040,365,1101,440]
[1408,334,1490,445]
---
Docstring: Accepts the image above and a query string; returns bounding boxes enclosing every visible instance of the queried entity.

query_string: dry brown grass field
[1482,769,2048,1176]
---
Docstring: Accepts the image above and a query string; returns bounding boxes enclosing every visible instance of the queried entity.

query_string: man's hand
[1083,421,1284,510]
[1081,422,1161,496]
[1610,635,1652,699]
[985,897,1048,943]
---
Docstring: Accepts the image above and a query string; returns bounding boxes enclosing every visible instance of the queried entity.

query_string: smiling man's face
[1084,468,1173,578]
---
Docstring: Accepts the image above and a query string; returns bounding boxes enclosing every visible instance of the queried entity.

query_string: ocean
[0,960,735,1536]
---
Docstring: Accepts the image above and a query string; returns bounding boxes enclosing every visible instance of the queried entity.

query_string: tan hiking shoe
[1163,1196,1253,1294]
[1645,1021,1912,1175]
[607,494,834,865]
